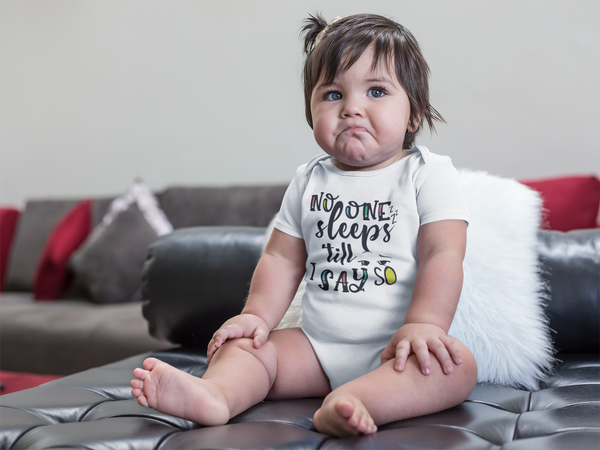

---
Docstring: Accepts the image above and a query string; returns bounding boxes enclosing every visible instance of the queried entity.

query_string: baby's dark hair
[301,13,444,149]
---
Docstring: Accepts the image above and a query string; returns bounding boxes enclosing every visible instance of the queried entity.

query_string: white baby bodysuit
[275,146,469,389]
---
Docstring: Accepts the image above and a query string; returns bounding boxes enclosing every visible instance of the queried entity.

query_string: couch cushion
[0,208,20,291]
[0,292,176,375]
[157,185,288,229]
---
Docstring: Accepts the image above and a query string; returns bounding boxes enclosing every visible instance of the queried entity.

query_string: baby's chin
[332,156,383,172]
[332,149,407,172]
[332,142,372,162]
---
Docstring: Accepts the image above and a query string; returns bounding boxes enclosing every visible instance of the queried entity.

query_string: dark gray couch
[0,185,287,375]
[0,226,598,449]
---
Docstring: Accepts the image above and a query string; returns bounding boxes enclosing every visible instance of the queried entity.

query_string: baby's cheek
[313,125,333,151]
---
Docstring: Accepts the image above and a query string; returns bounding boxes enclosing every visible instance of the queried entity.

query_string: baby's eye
[325,91,342,101]
[368,88,385,98]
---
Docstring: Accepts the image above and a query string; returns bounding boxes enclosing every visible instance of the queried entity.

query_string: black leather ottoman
[0,349,598,449]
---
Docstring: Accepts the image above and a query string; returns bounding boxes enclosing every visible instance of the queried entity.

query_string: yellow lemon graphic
[385,267,397,285]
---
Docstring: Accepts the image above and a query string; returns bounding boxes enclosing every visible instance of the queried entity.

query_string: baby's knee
[461,346,478,385]
[221,337,255,351]
[220,338,277,372]
[450,340,478,392]
[453,339,477,368]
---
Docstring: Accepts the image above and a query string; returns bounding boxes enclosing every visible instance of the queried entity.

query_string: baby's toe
[358,415,376,434]
[336,400,355,419]
[136,394,149,407]
[133,368,149,380]
[351,409,366,429]
[130,379,143,390]
[142,357,161,371]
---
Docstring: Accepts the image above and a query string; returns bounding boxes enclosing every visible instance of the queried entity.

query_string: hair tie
[314,16,342,48]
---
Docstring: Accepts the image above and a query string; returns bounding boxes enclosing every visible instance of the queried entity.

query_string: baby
[131,13,478,437]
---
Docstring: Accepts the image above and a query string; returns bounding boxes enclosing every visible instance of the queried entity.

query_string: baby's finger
[209,331,225,349]
[412,340,432,375]
[380,342,396,364]
[214,324,240,345]
[394,340,411,371]
[253,326,269,348]
[207,330,229,362]
[441,335,462,365]
[206,341,219,363]
[428,338,453,374]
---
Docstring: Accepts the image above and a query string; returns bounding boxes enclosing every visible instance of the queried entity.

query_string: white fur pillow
[450,170,553,389]
[264,169,554,390]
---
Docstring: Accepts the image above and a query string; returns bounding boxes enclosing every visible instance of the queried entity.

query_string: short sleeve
[415,155,469,226]
[275,164,306,239]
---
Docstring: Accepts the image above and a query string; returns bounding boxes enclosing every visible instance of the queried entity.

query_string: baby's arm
[207,228,307,362]
[381,219,467,375]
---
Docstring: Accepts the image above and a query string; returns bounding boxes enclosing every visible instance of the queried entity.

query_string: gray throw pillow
[70,203,158,303]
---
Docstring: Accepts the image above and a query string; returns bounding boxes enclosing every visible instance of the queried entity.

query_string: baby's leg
[313,338,477,437]
[130,328,330,425]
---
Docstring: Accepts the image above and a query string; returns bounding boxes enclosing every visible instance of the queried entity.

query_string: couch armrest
[142,227,600,355]
[141,227,265,348]
[538,228,599,354]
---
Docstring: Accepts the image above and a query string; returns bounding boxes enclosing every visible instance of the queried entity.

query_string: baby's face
[310,46,413,172]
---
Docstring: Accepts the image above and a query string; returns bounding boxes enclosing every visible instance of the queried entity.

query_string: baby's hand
[381,323,462,375]
[206,314,270,363]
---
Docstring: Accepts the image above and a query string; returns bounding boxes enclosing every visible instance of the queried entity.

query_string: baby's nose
[341,96,364,116]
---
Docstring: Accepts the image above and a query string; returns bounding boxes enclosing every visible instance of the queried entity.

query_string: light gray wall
[1,0,598,207]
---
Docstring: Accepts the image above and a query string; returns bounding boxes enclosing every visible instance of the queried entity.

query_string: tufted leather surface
[0,349,598,449]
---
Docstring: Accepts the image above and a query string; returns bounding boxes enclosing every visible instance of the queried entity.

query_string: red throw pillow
[33,200,93,300]
[520,175,600,231]
[0,208,21,291]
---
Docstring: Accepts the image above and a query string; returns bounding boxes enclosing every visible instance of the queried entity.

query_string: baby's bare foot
[313,395,378,437]
[130,357,230,426]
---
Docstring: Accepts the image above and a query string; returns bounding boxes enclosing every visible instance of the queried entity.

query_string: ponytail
[300,13,328,55]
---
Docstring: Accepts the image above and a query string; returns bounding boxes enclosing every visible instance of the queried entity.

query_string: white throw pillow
[89,178,173,242]
[264,169,554,390]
